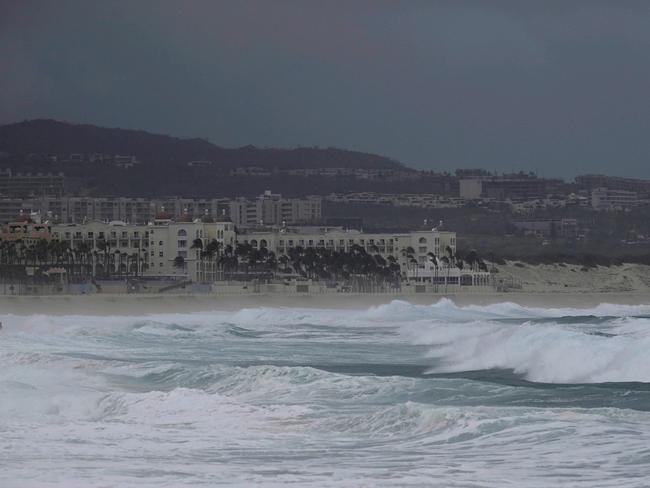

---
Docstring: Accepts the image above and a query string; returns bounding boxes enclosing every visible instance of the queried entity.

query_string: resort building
[238,225,457,274]
[50,212,236,282]
[0,213,53,246]
[3,211,492,292]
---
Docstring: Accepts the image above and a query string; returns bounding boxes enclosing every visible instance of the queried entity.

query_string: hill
[0,119,405,171]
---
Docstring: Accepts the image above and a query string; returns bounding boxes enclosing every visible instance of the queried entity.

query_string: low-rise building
[0,213,53,246]
[512,218,580,239]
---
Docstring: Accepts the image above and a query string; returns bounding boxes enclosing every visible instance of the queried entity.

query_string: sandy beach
[1,290,649,315]
[1,263,649,315]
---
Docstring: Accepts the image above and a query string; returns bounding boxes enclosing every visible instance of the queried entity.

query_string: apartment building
[459,176,563,201]
[326,192,465,209]
[576,174,650,195]
[591,187,643,210]
[228,191,322,227]
[0,169,66,197]
[2,193,321,226]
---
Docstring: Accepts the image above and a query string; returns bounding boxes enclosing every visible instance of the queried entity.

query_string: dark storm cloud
[1,0,650,177]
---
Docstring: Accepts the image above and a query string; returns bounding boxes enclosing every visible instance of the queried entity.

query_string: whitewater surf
[2,299,650,487]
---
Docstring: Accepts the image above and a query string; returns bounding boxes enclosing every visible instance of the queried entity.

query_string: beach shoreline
[1,290,649,315]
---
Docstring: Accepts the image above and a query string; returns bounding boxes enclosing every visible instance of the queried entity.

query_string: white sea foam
[3,300,650,487]
[406,315,650,383]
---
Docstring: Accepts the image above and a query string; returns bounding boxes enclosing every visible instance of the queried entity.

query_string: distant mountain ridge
[0,119,406,171]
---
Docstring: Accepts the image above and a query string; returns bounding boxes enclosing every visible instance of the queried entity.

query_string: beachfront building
[0,213,53,246]
[237,225,457,277]
[405,263,491,290]
[3,209,494,292]
[146,211,236,282]
[50,212,236,282]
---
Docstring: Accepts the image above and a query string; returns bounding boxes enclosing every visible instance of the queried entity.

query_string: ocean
[2,299,650,487]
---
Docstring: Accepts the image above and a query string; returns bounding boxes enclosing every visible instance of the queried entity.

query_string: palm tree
[173,255,185,271]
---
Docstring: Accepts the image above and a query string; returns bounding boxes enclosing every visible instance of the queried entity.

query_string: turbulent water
[3,299,650,487]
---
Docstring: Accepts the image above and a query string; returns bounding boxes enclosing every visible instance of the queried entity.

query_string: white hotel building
[51,212,236,282]
[47,213,489,288]
[239,225,456,271]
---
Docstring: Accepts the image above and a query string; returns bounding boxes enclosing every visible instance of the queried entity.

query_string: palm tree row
[0,238,148,281]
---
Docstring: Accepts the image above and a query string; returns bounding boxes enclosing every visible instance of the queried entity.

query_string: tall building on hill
[576,174,650,196]
[459,175,562,201]
[228,191,322,227]
[0,169,66,197]
[591,187,642,210]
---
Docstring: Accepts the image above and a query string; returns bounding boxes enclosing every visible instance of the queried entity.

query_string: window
[178,240,187,248]
[159,251,164,257]
[87,232,94,238]
[419,237,427,244]
[159,241,163,246]
[177,229,187,237]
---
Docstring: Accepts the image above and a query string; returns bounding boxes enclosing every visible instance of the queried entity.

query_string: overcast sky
[1,0,649,178]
